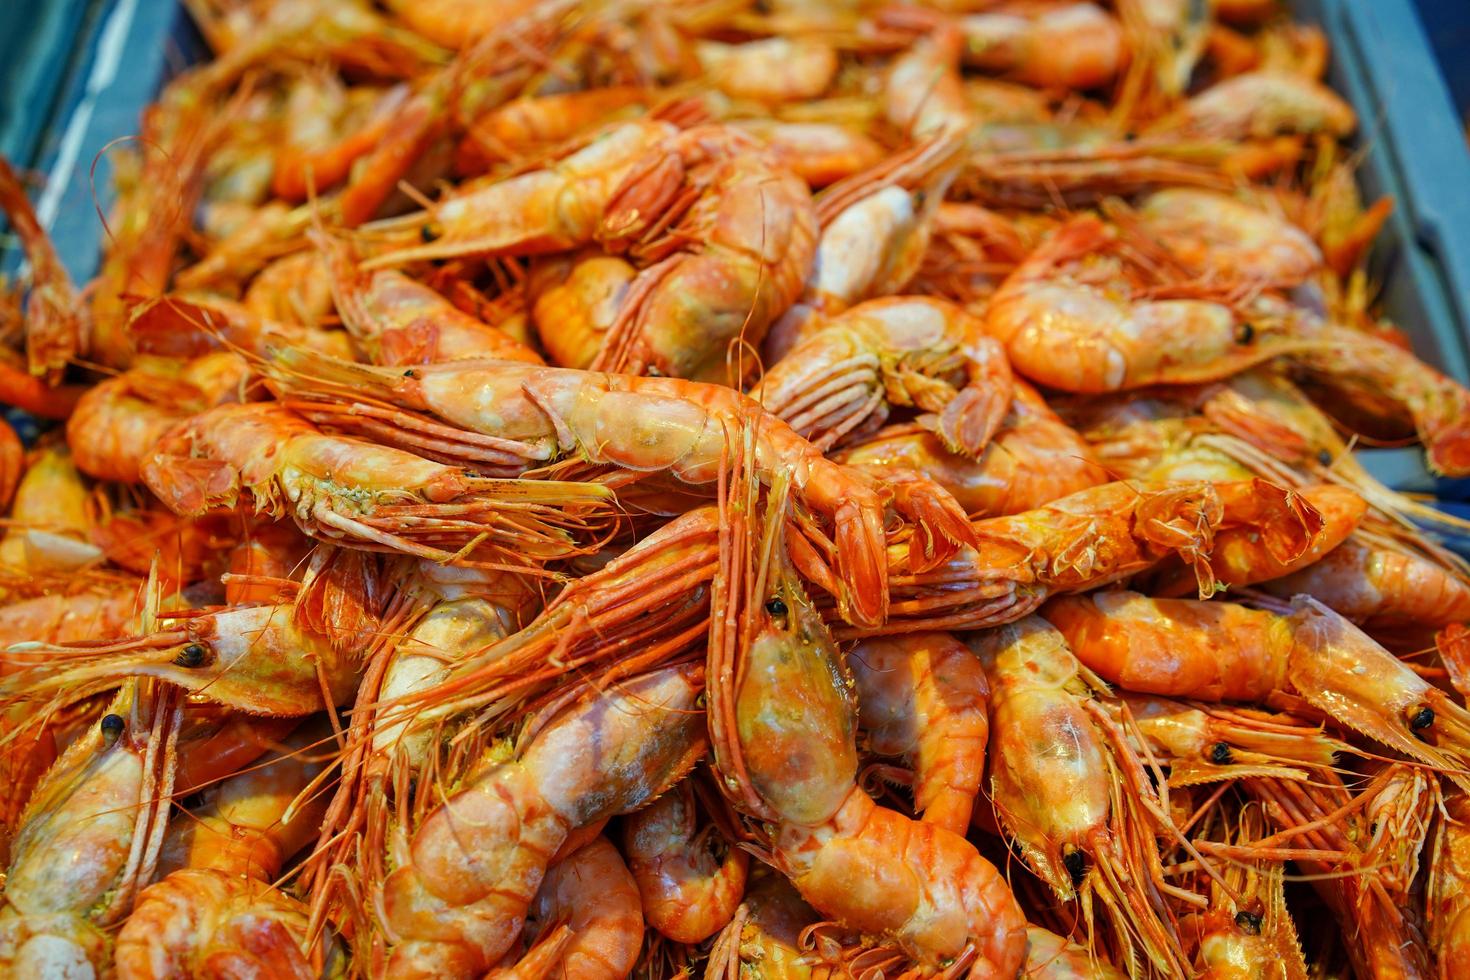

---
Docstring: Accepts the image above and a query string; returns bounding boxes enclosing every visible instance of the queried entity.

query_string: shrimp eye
[1062,846,1088,886]
[1410,705,1435,735]
[912,189,927,208]
[1234,322,1256,345]
[174,643,210,668]
[1235,910,1263,934]
[419,222,441,243]
[765,597,788,616]
[1317,449,1333,466]
[100,713,125,746]
[1209,741,1233,764]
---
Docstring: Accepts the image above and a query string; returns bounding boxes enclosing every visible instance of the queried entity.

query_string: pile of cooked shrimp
[2,0,1469,976]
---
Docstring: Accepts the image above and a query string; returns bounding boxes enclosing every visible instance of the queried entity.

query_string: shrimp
[752,296,1014,457]
[243,250,335,325]
[731,120,885,188]
[694,37,839,102]
[589,127,818,383]
[360,119,678,265]
[0,582,145,651]
[1262,537,1470,634]
[1021,926,1126,979]
[0,157,83,382]
[955,3,1127,90]
[0,354,86,419]
[1135,189,1323,284]
[837,382,1107,518]
[848,632,988,835]
[456,86,649,173]
[764,135,967,358]
[382,0,549,49]
[972,617,1190,977]
[0,444,102,576]
[706,869,830,980]
[140,402,614,571]
[622,780,749,944]
[0,417,21,511]
[528,251,637,369]
[376,662,706,978]
[1109,693,1341,787]
[1429,788,1470,976]
[313,230,541,365]
[704,520,1028,978]
[125,293,353,361]
[0,684,179,976]
[66,352,248,484]
[985,216,1323,393]
[176,200,312,295]
[272,76,409,201]
[269,352,929,627]
[1153,70,1355,139]
[519,837,644,980]
[117,727,337,979]
[885,22,973,139]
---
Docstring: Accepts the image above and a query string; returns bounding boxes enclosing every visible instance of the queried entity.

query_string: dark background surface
[1415,0,1470,121]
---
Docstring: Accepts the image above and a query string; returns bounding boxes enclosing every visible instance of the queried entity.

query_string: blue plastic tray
[2,0,1469,496]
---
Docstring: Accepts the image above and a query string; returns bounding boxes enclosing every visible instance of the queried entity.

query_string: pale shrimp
[313,230,542,365]
[985,216,1324,393]
[731,120,885,188]
[0,157,83,382]
[836,382,1107,518]
[360,119,678,265]
[271,352,916,627]
[622,780,749,944]
[764,135,967,356]
[1109,693,1342,787]
[752,296,1014,457]
[695,37,839,102]
[117,726,337,979]
[125,293,353,361]
[971,617,1190,976]
[0,684,179,976]
[848,631,989,834]
[243,250,335,326]
[140,402,615,571]
[589,126,818,383]
[1135,188,1323,284]
[519,837,644,980]
[1154,70,1355,139]
[528,250,637,369]
[376,662,706,978]
[1429,788,1470,976]
[0,444,102,576]
[1021,926,1126,979]
[955,3,1126,90]
[704,526,1028,978]
[1262,536,1470,633]
[66,351,248,484]
[885,22,973,139]
[456,86,649,172]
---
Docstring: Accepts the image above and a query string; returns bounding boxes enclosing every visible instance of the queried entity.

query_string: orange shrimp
[837,381,1107,519]
[528,250,636,369]
[456,86,649,173]
[695,37,839,102]
[519,837,644,980]
[382,0,549,49]
[0,582,145,652]
[270,351,938,627]
[0,444,102,576]
[376,662,706,978]
[884,21,973,139]
[731,120,885,188]
[0,354,85,419]
[589,126,818,383]
[0,684,179,976]
[972,617,1190,976]
[313,230,542,365]
[223,521,311,605]
[849,632,989,834]
[705,523,1028,978]
[985,217,1323,393]
[66,352,247,484]
[1429,788,1470,976]
[117,726,336,979]
[0,417,21,511]
[125,293,353,361]
[1135,188,1322,284]
[243,250,335,325]
[1153,70,1355,139]
[622,780,749,944]
[272,76,409,201]
[706,869,829,980]
[0,157,83,382]
[141,402,614,571]
[1262,536,1470,633]
[955,3,1127,90]
[752,296,1013,457]
[1021,926,1126,979]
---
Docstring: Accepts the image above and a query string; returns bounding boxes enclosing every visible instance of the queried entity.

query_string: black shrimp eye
[1235,910,1263,935]
[419,221,441,243]
[1062,846,1088,886]
[1235,321,1256,345]
[765,597,788,617]
[1317,449,1334,466]
[1209,741,1233,765]
[100,713,125,746]
[1410,705,1435,735]
[174,643,209,668]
